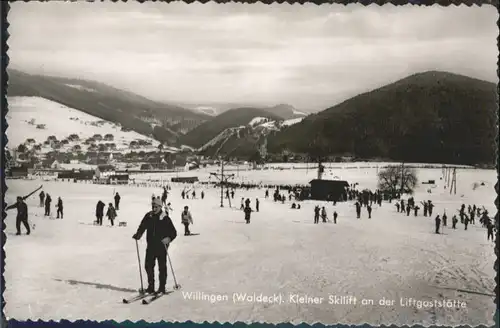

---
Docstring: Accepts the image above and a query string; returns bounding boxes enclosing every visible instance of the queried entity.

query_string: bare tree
[378,165,418,196]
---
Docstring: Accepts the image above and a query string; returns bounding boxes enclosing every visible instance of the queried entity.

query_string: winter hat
[152,198,162,207]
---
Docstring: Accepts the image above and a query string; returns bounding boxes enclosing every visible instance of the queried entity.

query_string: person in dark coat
[452,215,458,229]
[486,222,494,241]
[39,191,45,207]
[314,206,320,224]
[428,201,434,216]
[56,197,64,219]
[44,194,52,216]
[355,202,361,219]
[255,198,260,212]
[367,205,372,219]
[201,191,205,200]
[414,206,420,217]
[244,204,252,224]
[6,196,31,235]
[106,203,117,226]
[333,211,338,224]
[435,215,441,234]
[96,200,105,225]
[114,192,121,210]
[133,198,177,294]
[442,212,447,226]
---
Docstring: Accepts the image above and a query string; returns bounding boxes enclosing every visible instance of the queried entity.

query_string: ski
[141,291,173,305]
[122,293,148,304]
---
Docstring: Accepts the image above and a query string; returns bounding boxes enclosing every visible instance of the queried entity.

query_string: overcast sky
[8,2,498,111]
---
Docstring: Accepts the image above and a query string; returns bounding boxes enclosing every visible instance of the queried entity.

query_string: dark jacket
[135,210,177,248]
[6,201,28,220]
[96,201,105,216]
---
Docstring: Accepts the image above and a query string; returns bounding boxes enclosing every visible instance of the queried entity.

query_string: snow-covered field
[4,166,497,325]
[6,96,160,152]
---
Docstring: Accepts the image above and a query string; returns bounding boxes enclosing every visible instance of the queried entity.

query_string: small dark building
[8,166,28,178]
[309,179,349,201]
[171,177,199,184]
[58,170,95,181]
[109,174,129,185]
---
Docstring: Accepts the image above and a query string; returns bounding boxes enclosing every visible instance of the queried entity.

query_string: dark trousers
[435,224,440,234]
[183,222,190,235]
[109,218,114,226]
[487,231,493,240]
[57,208,63,219]
[314,215,319,224]
[44,205,50,216]
[96,215,103,225]
[115,201,119,210]
[145,246,167,290]
[16,218,30,234]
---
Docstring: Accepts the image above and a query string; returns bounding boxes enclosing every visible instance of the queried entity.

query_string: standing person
[355,202,361,219]
[56,197,64,219]
[255,198,260,212]
[6,196,31,235]
[367,205,372,219]
[321,207,327,223]
[165,202,174,216]
[414,206,420,217]
[333,211,338,224]
[181,206,194,236]
[201,191,205,200]
[114,192,121,211]
[132,198,177,294]
[486,222,494,241]
[428,201,434,216]
[435,215,441,234]
[452,215,458,229]
[106,203,117,226]
[314,206,320,224]
[464,214,469,230]
[96,200,105,226]
[244,203,252,224]
[442,212,447,226]
[44,194,52,216]
[240,198,245,210]
[161,188,168,206]
[39,191,45,207]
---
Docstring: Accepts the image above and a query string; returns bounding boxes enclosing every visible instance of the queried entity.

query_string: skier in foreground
[132,198,177,294]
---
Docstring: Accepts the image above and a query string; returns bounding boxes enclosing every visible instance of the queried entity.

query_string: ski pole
[165,244,181,290]
[135,240,144,294]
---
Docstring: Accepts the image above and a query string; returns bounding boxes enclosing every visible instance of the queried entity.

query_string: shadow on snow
[54,278,138,293]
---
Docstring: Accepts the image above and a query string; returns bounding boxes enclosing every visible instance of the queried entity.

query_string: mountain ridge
[267,70,498,165]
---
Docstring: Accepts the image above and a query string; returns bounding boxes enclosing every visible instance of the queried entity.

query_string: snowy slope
[6,96,161,152]
[4,165,496,325]
[282,117,304,127]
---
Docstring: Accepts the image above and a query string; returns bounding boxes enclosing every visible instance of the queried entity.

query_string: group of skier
[38,190,64,218]
[434,203,496,241]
